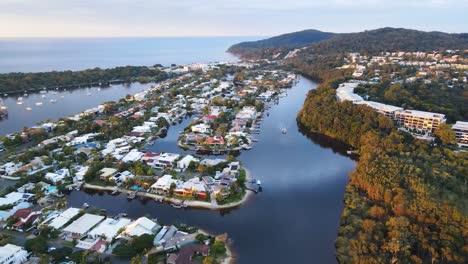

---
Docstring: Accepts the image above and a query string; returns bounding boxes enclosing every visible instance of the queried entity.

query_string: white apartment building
[395,110,446,133]
[452,121,468,145]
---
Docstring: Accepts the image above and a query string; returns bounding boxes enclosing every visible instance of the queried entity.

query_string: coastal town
[0,62,296,263]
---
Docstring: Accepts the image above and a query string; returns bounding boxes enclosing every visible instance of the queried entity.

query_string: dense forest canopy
[0,65,168,93]
[298,82,467,264]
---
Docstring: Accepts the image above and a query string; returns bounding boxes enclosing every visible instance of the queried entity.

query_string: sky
[0,0,467,37]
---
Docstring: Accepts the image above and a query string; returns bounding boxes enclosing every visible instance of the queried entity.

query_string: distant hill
[227,29,335,56]
[228,27,468,59]
[303,27,468,55]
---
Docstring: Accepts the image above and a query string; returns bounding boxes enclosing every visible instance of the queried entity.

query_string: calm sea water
[68,77,356,264]
[0,37,260,134]
[0,37,260,73]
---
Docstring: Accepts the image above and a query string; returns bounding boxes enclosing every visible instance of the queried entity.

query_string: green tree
[25,237,48,254]
[435,123,457,145]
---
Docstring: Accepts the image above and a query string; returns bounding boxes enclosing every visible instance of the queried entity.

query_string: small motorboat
[281,128,287,134]
[35,102,43,106]
[171,203,183,209]
[50,99,57,103]
[26,107,32,111]
[83,202,89,208]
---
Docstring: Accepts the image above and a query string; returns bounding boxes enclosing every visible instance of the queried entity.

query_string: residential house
[0,244,29,264]
[10,209,41,231]
[176,155,197,172]
[99,168,118,181]
[45,168,70,184]
[62,213,105,239]
[152,153,180,169]
[87,217,133,242]
[150,175,181,194]
[120,217,160,238]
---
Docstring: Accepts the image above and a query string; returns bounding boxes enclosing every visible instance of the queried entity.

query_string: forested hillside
[298,82,467,264]
[0,66,168,93]
[227,29,335,58]
[229,27,468,60]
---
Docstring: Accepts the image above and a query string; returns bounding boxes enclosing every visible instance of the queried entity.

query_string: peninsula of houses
[0,61,296,263]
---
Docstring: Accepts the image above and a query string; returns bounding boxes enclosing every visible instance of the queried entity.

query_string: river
[0,83,154,135]
[67,76,356,263]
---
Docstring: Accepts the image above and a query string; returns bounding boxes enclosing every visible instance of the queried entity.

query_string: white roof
[124,217,160,237]
[355,101,403,113]
[158,153,180,162]
[63,213,105,235]
[400,110,446,120]
[100,168,117,177]
[0,244,27,259]
[453,121,468,130]
[177,155,195,166]
[88,217,132,242]
[151,175,179,190]
[0,192,33,206]
[49,207,81,230]
[122,150,144,163]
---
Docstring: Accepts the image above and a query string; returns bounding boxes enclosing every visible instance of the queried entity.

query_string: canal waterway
[67,76,356,263]
[0,83,153,135]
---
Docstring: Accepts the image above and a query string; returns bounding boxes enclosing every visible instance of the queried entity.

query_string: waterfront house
[152,153,180,169]
[120,217,160,238]
[99,168,118,181]
[191,123,211,134]
[205,134,225,145]
[87,217,133,242]
[45,168,70,184]
[48,207,81,230]
[111,170,135,185]
[176,177,207,198]
[172,244,210,263]
[73,165,89,182]
[62,213,105,239]
[150,175,181,194]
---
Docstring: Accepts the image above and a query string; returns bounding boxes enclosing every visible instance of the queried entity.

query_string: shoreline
[81,168,255,211]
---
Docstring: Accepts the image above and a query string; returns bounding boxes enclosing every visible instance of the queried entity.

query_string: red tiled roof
[12,209,32,219]
[91,239,107,251]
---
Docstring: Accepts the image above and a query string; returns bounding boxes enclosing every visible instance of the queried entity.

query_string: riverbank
[82,169,255,211]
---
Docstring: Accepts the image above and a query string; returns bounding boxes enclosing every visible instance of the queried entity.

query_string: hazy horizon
[1,0,466,38]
